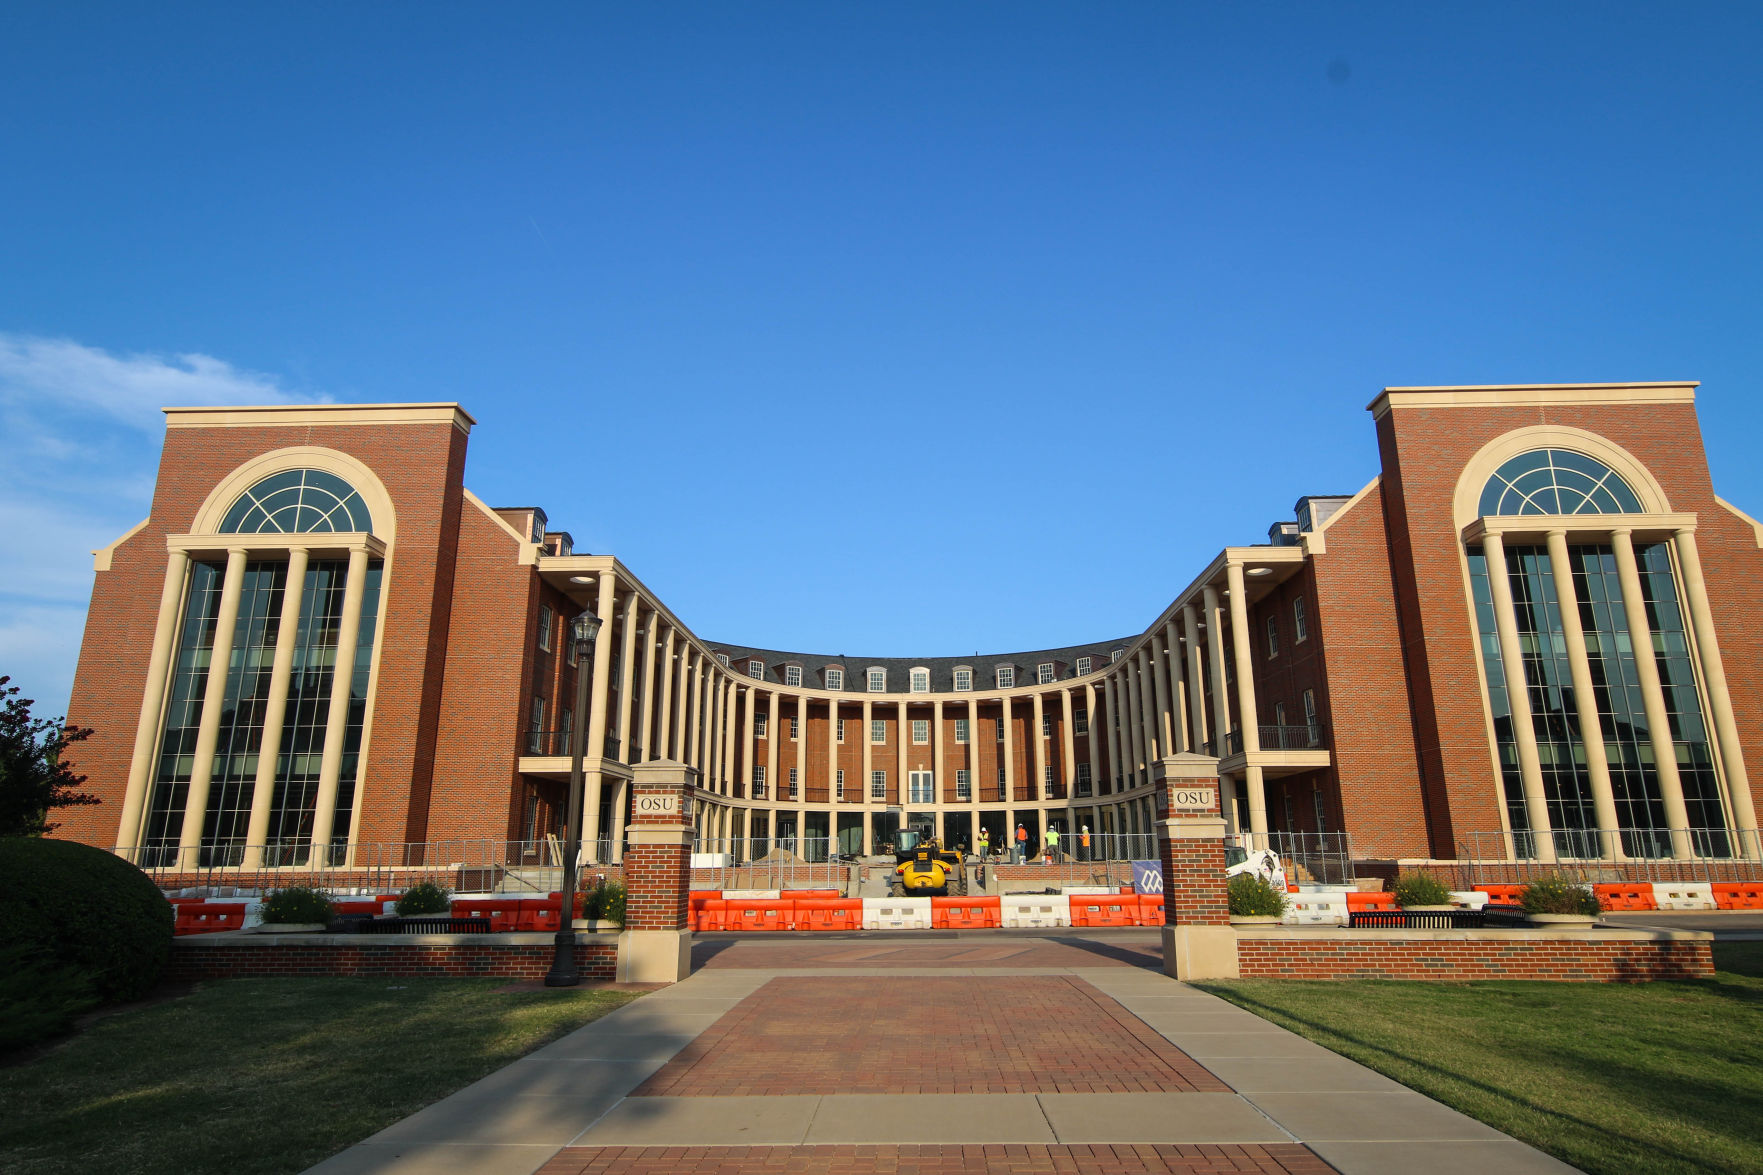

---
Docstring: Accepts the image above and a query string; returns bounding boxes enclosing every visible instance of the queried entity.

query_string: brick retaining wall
[1234,929,1713,982]
[168,932,617,982]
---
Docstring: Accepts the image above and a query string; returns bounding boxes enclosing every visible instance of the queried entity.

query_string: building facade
[56,383,1763,871]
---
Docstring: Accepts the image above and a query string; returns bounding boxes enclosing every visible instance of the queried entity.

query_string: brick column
[616,758,697,983]
[1155,752,1238,980]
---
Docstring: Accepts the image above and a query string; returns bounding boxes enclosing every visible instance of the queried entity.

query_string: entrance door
[907,771,935,805]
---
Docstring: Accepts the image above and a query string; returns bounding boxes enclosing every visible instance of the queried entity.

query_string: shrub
[1520,874,1602,916]
[584,879,627,927]
[0,943,99,1053]
[1227,872,1288,917]
[0,837,172,1003]
[261,886,335,925]
[1391,871,1453,908]
[395,881,451,915]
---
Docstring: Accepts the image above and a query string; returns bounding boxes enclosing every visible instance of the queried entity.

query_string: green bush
[0,837,172,1003]
[394,881,451,915]
[261,886,335,925]
[1391,870,1453,907]
[1520,874,1602,916]
[584,879,626,927]
[0,943,98,1053]
[1227,872,1288,917]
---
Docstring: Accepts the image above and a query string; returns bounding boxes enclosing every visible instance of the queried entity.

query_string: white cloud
[0,333,321,721]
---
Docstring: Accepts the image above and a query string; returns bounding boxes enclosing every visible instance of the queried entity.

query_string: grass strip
[1198,941,1763,1175]
[0,977,640,1175]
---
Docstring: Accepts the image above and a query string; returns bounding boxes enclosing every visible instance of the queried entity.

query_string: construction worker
[1080,824,1092,862]
[1045,825,1061,862]
[1014,823,1029,863]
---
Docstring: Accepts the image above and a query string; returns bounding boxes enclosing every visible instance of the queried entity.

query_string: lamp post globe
[545,608,602,987]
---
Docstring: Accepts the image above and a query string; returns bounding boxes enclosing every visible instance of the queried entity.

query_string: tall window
[754,713,768,737]
[953,668,972,691]
[826,667,844,690]
[909,772,934,804]
[956,770,971,800]
[752,764,766,792]
[954,718,969,743]
[1076,763,1092,792]
[997,767,1007,784]
[835,769,845,799]
[1075,707,1089,735]
[995,717,1006,742]
[867,668,886,692]
[836,717,846,743]
[1041,716,1053,737]
[787,767,798,797]
[527,699,546,754]
[1266,616,1279,658]
[1293,597,1308,643]
[870,770,887,799]
[785,665,802,687]
[912,719,929,744]
[789,715,799,740]
[870,719,886,744]
[1037,663,1055,684]
[537,605,553,652]
[997,666,1015,689]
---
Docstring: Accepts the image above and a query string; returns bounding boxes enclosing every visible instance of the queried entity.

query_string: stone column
[1031,691,1046,798]
[1203,587,1231,755]
[1103,676,1122,792]
[616,759,697,984]
[1483,533,1556,862]
[656,628,677,759]
[827,698,840,801]
[1060,688,1077,797]
[1674,528,1759,849]
[242,547,309,867]
[1155,752,1236,980]
[1001,695,1016,799]
[1083,681,1101,798]
[1183,605,1209,750]
[742,685,757,800]
[177,547,250,868]
[862,699,874,807]
[1545,530,1623,858]
[1125,660,1146,786]
[118,548,192,853]
[639,615,659,761]
[766,691,781,802]
[1150,635,1173,759]
[896,700,908,808]
[615,595,639,761]
[1225,563,1268,841]
[308,545,371,859]
[967,697,982,826]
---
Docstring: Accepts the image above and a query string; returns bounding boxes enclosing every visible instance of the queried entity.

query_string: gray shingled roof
[704,639,1137,691]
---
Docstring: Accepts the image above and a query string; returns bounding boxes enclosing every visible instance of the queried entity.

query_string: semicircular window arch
[219,469,375,535]
[1478,449,1644,517]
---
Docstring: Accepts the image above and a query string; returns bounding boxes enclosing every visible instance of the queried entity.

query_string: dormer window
[1076,656,1092,675]
[953,667,972,692]
[717,653,731,668]
[997,666,1015,689]
[867,667,886,692]
[910,667,929,693]
[1110,648,1124,664]
[785,664,802,687]
[1037,663,1055,684]
[748,659,765,680]
[826,667,844,690]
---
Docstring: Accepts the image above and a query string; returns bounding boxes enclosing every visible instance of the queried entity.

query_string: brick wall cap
[1230,927,1714,942]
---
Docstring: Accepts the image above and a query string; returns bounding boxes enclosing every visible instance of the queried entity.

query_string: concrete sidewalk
[304,935,1580,1175]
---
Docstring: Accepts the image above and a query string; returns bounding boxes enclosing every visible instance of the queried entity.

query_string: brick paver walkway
[633,975,1228,1095]
[537,1144,1337,1175]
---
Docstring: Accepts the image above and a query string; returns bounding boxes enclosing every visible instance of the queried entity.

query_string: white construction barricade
[862,896,932,929]
[1001,894,1071,928]
[723,889,781,900]
[1653,881,1717,910]
[1284,889,1350,926]
[1449,890,1491,910]
[1061,886,1114,895]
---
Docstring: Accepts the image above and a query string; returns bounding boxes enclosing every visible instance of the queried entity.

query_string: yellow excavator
[889,825,968,897]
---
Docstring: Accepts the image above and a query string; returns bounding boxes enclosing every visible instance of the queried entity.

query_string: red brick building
[56,384,1763,874]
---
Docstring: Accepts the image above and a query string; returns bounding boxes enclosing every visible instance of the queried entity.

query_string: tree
[0,676,100,837]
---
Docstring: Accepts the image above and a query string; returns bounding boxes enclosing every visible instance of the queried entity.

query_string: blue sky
[2,3,1761,722]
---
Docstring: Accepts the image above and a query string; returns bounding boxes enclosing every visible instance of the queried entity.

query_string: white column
[1483,532,1556,862]
[176,548,252,866]
[1060,688,1077,797]
[242,548,309,866]
[581,570,619,855]
[742,684,757,799]
[1203,586,1231,757]
[1149,634,1173,759]
[639,613,659,761]
[1674,528,1759,850]
[118,549,191,852]
[1163,621,1187,753]
[1183,604,1209,750]
[932,698,945,803]
[1611,530,1693,858]
[671,640,690,761]
[1124,656,1145,786]
[827,697,840,800]
[1103,676,1122,792]
[307,545,371,857]
[1545,530,1623,858]
[766,691,781,803]
[1226,562,1267,840]
[967,697,981,825]
[795,693,808,802]
[1031,691,1046,799]
[1083,682,1100,799]
[896,700,908,807]
[1001,695,1015,801]
[656,628,677,759]
[615,594,638,762]
[862,699,874,809]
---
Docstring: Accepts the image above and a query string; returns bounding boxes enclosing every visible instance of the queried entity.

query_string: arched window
[220,469,374,534]
[1478,449,1643,517]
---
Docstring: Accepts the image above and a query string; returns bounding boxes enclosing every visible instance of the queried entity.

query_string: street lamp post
[545,609,603,987]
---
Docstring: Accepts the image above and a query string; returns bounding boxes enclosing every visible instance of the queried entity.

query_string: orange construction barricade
[788,889,842,900]
[1134,894,1167,926]
[1474,884,1526,906]
[1592,883,1655,911]
[1345,892,1399,913]
[1070,898,1138,927]
[1714,882,1763,910]
[692,898,729,931]
[795,898,862,930]
[930,895,1001,929]
[175,901,247,935]
[724,897,795,931]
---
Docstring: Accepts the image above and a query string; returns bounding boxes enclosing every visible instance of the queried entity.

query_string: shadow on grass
[1198,980,1753,1175]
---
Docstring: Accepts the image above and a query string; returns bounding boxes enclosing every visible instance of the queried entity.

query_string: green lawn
[0,978,639,1175]
[1199,942,1763,1175]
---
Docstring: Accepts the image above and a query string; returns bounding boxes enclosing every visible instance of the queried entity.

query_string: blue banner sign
[1131,860,1163,894]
